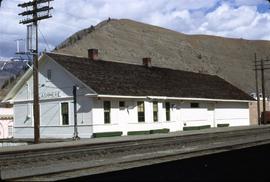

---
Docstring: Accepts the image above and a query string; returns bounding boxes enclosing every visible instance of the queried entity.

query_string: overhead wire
[38,25,52,52]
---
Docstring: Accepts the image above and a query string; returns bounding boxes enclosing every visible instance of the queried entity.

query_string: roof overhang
[90,94,252,103]
[2,53,97,103]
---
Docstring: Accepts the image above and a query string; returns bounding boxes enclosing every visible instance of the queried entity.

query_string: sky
[0,0,270,59]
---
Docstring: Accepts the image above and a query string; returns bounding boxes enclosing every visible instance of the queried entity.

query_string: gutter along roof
[46,52,254,101]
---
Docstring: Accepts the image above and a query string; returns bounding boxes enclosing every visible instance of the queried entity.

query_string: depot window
[165,102,170,121]
[153,101,158,122]
[104,101,111,124]
[137,101,145,122]
[61,102,69,125]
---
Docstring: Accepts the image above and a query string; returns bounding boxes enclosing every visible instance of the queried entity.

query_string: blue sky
[0,0,270,59]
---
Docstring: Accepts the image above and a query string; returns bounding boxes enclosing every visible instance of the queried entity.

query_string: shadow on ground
[65,144,270,181]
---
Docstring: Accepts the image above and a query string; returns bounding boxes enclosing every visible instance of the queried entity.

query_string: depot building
[2,49,254,138]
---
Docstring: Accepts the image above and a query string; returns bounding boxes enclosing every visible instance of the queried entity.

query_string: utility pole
[254,53,261,125]
[261,58,266,124]
[254,57,270,125]
[73,85,79,140]
[18,0,53,144]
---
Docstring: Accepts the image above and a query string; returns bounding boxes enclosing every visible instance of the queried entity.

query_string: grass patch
[93,131,122,138]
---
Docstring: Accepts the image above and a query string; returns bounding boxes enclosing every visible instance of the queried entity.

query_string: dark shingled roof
[46,53,254,101]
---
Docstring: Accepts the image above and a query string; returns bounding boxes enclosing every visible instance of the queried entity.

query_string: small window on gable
[119,101,125,109]
[191,103,199,108]
[47,69,52,81]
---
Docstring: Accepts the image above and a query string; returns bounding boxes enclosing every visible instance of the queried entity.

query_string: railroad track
[1,126,270,181]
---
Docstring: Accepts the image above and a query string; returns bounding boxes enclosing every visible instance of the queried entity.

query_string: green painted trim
[200,125,211,129]
[128,130,151,136]
[183,126,200,131]
[93,131,123,138]
[217,123,230,127]
[150,128,170,134]
[183,125,211,131]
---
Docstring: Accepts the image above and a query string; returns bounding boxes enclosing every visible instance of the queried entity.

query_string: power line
[38,26,51,51]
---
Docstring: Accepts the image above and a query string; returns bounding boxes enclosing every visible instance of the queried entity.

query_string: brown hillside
[55,19,270,95]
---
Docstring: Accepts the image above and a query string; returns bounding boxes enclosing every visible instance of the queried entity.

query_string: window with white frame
[153,101,158,122]
[137,101,145,122]
[104,101,111,124]
[8,122,13,138]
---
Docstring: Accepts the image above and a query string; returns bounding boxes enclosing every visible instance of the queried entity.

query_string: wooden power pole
[254,57,270,125]
[254,53,261,125]
[18,0,53,144]
[261,58,266,124]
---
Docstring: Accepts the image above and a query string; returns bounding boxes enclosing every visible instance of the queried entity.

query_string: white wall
[0,120,13,139]
[92,99,250,136]
[181,102,214,127]
[215,102,249,126]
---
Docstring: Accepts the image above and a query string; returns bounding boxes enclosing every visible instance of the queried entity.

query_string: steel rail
[1,127,270,168]
[5,127,270,181]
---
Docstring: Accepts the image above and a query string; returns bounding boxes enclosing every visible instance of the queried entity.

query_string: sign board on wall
[40,91,61,99]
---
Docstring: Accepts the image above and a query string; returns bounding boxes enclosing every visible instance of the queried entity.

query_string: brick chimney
[88,49,98,60]
[142,58,152,68]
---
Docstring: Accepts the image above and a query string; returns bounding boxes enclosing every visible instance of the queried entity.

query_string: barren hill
[55,19,270,96]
